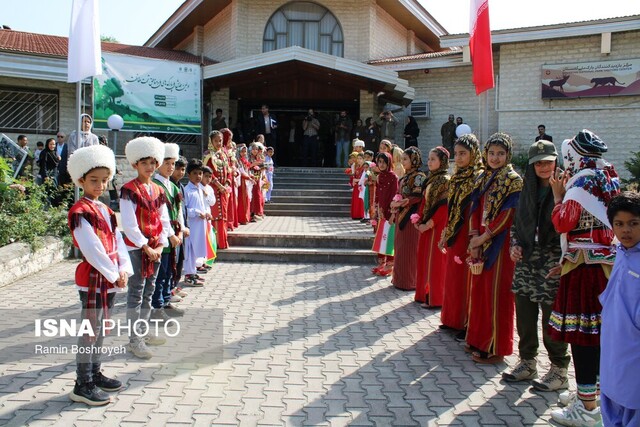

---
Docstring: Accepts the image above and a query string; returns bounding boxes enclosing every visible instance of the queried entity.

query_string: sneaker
[164,303,185,317]
[558,391,600,407]
[551,398,601,426]
[144,335,167,346]
[150,308,171,323]
[531,365,569,391]
[170,294,182,303]
[502,359,538,382]
[128,341,153,359]
[183,275,204,287]
[93,372,122,392]
[70,381,111,406]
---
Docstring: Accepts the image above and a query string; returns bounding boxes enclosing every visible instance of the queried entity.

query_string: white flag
[67,0,102,83]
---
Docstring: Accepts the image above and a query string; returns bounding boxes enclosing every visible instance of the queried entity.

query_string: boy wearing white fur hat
[150,143,186,322]
[120,137,173,359]
[67,145,133,406]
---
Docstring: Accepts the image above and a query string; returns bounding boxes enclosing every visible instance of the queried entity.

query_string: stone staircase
[217,167,376,264]
[264,167,352,217]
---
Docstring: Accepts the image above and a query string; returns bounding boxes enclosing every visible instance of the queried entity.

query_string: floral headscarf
[403,146,422,170]
[420,146,450,222]
[443,134,484,246]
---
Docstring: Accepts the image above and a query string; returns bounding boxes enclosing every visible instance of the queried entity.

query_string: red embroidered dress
[351,165,365,219]
[205,149,230,249]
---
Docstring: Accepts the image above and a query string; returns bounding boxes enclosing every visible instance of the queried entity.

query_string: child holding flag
[371,152,398,276]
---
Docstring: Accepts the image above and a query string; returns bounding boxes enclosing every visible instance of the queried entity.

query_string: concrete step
[227,233,373,249]
[276,167,345,175]
[271,189,352,197]
[263,209,351,217]
[265,202,351,212]
[215,246,376,264]
[269,195,351,204]
[275,176,349,184]
[272,182,351,189]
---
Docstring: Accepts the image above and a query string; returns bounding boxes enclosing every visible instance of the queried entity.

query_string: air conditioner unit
[409,101,430,118]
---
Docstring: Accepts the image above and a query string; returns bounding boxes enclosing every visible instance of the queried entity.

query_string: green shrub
[623,151,640,191]
[0,159,71,249]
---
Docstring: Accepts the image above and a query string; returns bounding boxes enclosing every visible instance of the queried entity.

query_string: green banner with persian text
[93,53,201,134]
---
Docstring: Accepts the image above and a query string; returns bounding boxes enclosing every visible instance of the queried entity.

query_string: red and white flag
[469,0,494,95]
[67,0,102,83]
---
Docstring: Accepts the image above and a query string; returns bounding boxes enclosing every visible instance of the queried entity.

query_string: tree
[101,35,118,43]
[103,77,124,105]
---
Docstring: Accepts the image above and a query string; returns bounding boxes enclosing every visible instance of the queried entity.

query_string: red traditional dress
[440,141,483,330]
[371,153,398,272]
[466,162,522,358]
[236,156,252,225]
[249,157,265,217]
[351,164,365,219]
[391,148,426,291]
[414,165,450,305]
[204,149,230,249]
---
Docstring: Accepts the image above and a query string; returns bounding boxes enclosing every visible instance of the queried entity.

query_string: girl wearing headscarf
[548,130,620,425]
[221,128,238,231]
[466,132,522,364]
[371,152,398,275]
[204,130,231,249]
[502,140,570,392]
[403,116,420,148]
[414,147,450,307]
[351,153,366,220]
[389,146,427,290]
[439,134,483,333]
[391,146,405,179]
[235,144,252,225]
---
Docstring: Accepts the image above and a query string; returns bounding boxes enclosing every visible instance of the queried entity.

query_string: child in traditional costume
[371,152,398,276]
[150,143,185,322]
[120,137,172,359]
[466,132,522,364]
[390,147,427,290]
[414,146,450,307]
[204,130,231,249]
[236,144,252,224]
[183,160,212,287]
[548,130,620,426]
[439,134,483,334]
[67,144,133,406]
[265,146,275,203]
[351,152,365,220]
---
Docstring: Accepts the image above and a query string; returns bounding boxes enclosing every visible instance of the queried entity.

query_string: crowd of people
[347,130,639,427]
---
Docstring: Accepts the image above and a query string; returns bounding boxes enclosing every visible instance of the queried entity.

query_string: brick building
[1,1,639,173]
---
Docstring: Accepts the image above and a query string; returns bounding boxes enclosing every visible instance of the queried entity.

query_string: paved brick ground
[0,218,570,426]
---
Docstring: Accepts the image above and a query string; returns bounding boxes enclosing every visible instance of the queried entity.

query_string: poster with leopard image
[541,58,640,99]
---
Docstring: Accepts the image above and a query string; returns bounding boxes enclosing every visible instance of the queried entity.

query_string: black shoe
[455,329,467,341]
[70,381,111,406]
[164,303,185,317]
[93,372,122,392]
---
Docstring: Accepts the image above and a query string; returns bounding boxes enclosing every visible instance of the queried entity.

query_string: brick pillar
[359,89,377,123]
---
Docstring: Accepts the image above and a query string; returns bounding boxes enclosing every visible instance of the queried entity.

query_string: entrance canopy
[203,46,414,106]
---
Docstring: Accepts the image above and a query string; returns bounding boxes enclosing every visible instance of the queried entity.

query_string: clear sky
[2,0,639,45]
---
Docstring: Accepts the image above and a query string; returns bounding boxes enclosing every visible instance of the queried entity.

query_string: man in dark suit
[254,104,277,147]
[535,124,553,142]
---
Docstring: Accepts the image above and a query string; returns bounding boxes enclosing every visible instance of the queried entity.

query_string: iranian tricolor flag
[469,0,494,95]
[372,219,395,256]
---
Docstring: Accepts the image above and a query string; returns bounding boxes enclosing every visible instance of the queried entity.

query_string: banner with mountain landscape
[93,53,202,134]
[541,58,640,99]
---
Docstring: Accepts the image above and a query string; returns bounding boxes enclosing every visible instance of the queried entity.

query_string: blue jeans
[76,291,116,384]
[127,249,160,344]
[152,252,172,309]
[335,139,350,168]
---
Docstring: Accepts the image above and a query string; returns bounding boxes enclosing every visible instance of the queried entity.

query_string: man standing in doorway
[256,104,277,148]
[375,110,398,144]
[212,108,227,131]
[302,109,320,167]
[441,114,457,155]
[334,110,352,168]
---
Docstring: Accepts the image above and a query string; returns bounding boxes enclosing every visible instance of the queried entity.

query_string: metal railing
[0,87,59,133]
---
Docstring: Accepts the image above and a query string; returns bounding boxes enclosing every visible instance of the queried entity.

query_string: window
[263,2,344,57]
[0,87,59,133]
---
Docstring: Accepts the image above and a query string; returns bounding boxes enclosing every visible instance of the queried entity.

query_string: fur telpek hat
[164,143,180,160]
[125,136,165,165]
[352,139,365,147]
[68,144,116,186]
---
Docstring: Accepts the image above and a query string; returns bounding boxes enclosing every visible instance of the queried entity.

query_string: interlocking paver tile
[1,216,575,426]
